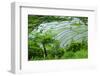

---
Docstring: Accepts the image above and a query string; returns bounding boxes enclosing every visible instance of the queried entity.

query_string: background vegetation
[28,15,88,60]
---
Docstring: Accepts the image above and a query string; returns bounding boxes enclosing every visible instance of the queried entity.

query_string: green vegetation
[28,15,88,60]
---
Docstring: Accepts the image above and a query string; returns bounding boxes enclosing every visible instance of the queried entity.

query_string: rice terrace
[28,15,88,60]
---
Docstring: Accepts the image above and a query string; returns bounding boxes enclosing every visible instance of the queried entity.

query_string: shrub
[74,49,88,58]
[61,51,74,59]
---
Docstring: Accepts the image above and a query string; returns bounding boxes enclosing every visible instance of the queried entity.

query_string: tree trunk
[42,43,47,58]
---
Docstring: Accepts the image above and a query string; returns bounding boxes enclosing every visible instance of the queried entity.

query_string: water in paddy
[29,18,88,47]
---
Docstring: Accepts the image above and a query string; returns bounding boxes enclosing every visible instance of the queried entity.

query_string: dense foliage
[28,15,88,60]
